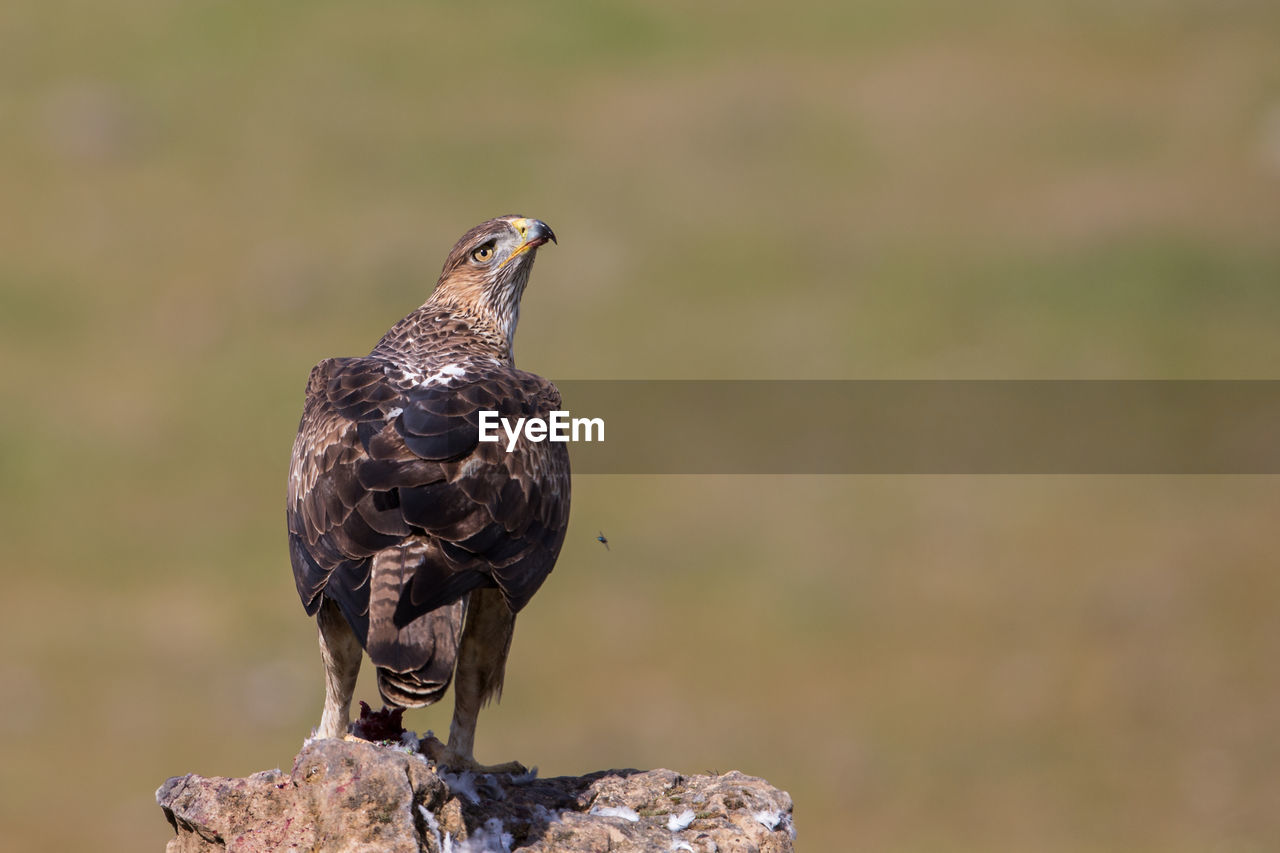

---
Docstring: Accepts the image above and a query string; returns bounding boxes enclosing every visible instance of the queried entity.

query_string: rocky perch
[156,737,795,852]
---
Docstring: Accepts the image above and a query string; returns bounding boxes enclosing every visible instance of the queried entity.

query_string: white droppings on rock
[753,808,795,837]
[445,817,513,852]
[440,770,481,805]
[590,804,640,822]
[419,804,443,849]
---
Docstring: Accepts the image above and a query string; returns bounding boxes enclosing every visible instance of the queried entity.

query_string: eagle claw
[420,733,528,776]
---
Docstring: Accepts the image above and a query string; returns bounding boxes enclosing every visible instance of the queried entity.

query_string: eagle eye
[470,243,496,264]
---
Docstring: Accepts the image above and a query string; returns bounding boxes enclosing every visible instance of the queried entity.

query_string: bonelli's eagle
[287,216,570,770]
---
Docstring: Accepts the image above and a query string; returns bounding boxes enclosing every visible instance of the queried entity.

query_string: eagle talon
[420,733,527,776]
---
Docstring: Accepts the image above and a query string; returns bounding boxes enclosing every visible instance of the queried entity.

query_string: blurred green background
[3,1,1279,850]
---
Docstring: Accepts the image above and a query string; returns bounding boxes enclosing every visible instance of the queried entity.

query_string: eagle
[286,216,570,771]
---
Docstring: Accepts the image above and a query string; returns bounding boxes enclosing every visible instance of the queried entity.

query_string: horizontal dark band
[551,380,1280,474]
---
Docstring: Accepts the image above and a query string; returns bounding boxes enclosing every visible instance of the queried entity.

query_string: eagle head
[428,216,557,354]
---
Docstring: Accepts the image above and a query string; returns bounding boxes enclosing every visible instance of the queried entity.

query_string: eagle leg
[315,597,363,739]
[428,588,525,774]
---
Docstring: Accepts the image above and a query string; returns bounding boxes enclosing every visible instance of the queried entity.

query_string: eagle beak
[499,218,557,270]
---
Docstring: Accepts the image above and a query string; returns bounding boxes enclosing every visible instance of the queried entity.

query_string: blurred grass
[2,1,1279,850]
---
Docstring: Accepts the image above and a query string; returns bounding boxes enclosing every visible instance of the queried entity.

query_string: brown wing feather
[287,352,570,678]
[391,367,570,624]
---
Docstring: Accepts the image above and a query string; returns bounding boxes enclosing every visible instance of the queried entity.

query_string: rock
[157,738,795,852]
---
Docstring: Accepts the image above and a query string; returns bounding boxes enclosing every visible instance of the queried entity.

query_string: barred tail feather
[366,546,465,708]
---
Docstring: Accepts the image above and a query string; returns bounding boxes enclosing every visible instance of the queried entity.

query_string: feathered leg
[427,587,524,773]
[316,596,362,739]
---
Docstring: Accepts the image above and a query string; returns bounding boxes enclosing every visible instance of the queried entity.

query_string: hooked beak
[498,218,556,270]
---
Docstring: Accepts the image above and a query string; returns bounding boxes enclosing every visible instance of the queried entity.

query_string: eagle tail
[366,547,465,708]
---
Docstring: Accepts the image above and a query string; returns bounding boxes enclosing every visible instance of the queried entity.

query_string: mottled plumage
[287,216,569,769]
